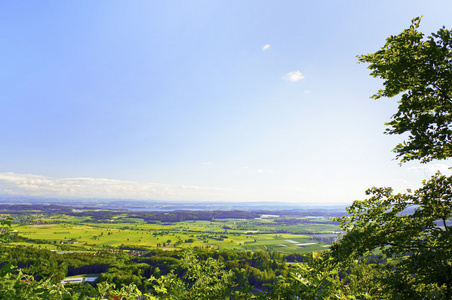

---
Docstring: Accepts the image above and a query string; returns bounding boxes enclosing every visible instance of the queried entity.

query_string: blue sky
[1,1,451,204]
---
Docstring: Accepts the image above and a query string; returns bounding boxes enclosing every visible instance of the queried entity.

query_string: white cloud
[181,185,200,190]
[0,172,230,201]
[408,164,451,173]
[257,169,274,174]
[262,44,271,51]
[283,186,307,193]
[304,90,311,94]
[241,167,273,174]
[202,162,213,165]
[283,71,304,82]
[393,178,410,184]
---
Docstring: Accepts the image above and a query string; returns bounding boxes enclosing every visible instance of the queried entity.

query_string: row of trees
[0,241,298,298]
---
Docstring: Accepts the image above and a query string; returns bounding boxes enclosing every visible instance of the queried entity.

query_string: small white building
[61,277,97,284]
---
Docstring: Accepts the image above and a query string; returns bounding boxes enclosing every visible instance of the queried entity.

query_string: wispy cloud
[256,169,274,174]
[0,172,229,201]
[393,178,410,184]
[202,162,213,165]
[283,71,304,82]
[283,186,307,193]
[304,90,311,94]
[241,167,273,174]
[408,164,451,173]
[262,44,271,51]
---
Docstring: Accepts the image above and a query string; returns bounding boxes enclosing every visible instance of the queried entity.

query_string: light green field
[11,215,339,254]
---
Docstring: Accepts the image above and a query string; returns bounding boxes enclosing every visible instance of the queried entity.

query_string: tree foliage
[0,218,13,243]
[359,17,452,163]
[330,173,452,298]
[326,17,452,300]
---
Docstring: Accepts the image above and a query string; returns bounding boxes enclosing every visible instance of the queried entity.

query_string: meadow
[7,210,341,254]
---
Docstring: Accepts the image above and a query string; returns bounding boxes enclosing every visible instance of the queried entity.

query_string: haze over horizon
[1,1,452,204]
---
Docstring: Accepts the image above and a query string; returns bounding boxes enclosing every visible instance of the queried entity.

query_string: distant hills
[0,195,347,213]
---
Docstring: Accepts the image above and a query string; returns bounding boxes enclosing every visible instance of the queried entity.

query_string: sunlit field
[10,214,340,254]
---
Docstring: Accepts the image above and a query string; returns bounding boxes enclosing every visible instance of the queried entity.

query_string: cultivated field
[7,212,341,254]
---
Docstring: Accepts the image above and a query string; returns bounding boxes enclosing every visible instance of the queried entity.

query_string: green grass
[12,215,339,254]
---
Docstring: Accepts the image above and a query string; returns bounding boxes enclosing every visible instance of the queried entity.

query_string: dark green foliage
[0,217,13,242]
[329,172,452,298]
[359,17,452,163]
[138,210,259,223]
[0,244,292,298]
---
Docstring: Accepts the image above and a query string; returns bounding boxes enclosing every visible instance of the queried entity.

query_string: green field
[8,213,340,254]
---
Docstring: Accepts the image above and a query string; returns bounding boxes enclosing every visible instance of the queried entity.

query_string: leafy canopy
[359,17,452,163]
[326,18,452,299]
[329,172,452,298]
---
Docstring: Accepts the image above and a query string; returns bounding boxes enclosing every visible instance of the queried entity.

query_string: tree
[329,18,452,299]
[149,249,235,300]
[0,218,13,243]
[331,174,452,298]
[358,17,452,163]
[180,249,234,299]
